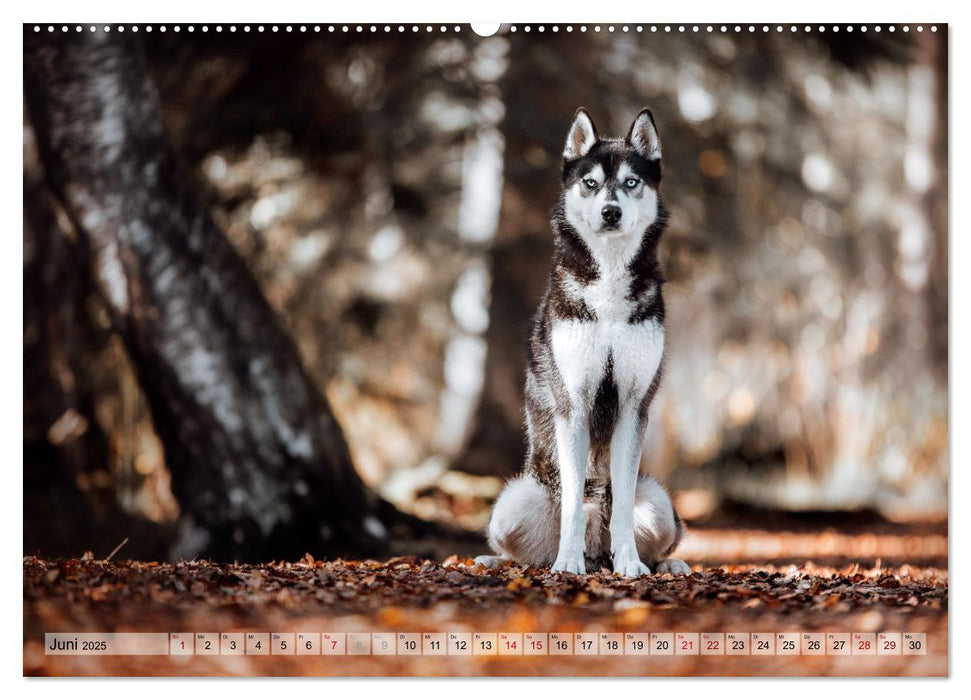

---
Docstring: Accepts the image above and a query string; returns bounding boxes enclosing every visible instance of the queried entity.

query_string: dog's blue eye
[625,178,640,188]
[584,179,598,189]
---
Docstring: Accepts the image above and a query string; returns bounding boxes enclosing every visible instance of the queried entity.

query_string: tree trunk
[24,30,390,562]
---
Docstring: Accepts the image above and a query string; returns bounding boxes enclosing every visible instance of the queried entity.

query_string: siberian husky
[476,108,690,577]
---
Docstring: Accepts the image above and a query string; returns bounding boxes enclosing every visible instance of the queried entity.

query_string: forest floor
[23,512,948,677]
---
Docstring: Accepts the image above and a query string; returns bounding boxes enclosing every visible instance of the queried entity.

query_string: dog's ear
[563,108,599,161]
[626,108,662,160]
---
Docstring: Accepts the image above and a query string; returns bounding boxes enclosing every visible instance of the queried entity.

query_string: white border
[3,0,963,696]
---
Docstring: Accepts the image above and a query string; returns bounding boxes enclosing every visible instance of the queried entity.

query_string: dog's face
[561,108,662,238]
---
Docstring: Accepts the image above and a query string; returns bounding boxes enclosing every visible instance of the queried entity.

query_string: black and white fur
[477,108,689,577]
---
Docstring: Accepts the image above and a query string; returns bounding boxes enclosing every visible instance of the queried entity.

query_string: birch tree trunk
[24,30,391,561]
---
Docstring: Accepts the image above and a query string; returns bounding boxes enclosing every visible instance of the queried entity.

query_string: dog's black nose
[601,203,622,226]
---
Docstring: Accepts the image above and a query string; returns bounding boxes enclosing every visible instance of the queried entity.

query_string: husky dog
[476,108,689,577]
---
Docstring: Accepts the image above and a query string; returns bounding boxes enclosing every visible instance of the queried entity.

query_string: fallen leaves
[23,555,947,620]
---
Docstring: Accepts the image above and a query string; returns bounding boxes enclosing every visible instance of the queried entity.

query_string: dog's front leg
[551,413,589,574]
[609,408,652,577]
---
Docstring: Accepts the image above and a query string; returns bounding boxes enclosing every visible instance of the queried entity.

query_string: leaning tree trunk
[24,29,391,562]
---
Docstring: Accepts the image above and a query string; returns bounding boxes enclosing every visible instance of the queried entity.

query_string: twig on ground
[105,537,129,562]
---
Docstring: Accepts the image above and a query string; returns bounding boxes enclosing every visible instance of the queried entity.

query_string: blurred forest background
[24,25,947,562]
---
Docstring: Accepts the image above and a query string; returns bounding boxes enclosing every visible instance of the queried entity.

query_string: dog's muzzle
[601,203,622,228]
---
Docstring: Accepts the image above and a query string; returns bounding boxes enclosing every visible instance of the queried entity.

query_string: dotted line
[30,24,467,34]
[28,24,942,35]
[506,24,937,34]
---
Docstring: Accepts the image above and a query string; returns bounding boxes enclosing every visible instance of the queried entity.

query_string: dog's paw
[551,552,587,575]
[612,556,652,578]
[655,558,691,575]
[473,555,510,568]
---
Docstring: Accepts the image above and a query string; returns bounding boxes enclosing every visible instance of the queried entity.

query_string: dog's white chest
[550,273,664,407]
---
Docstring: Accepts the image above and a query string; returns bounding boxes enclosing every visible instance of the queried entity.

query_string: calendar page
[22,16,948,679]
